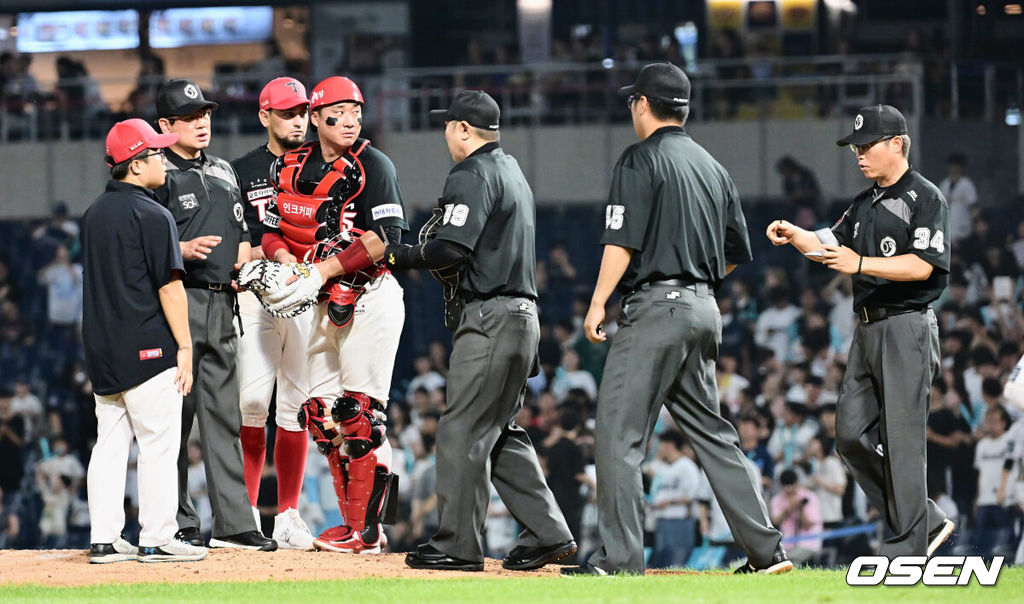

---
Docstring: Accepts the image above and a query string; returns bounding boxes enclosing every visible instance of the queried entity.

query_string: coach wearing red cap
[82,119,207,562]
[230,76,317,549]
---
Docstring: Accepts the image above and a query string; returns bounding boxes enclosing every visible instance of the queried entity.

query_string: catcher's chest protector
[275,139,369,261]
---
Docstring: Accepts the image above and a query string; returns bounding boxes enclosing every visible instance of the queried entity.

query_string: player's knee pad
[298,397,341,456]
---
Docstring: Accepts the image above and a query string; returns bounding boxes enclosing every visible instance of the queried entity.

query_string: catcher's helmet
[309,76,363,112]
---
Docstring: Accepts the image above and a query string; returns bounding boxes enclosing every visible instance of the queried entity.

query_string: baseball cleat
[313,525,381,554]
[137,538,208,563]
[209,530,277,551]
[927,519,955,556]
[733,544,794,574]
[89,535,138,564]
[273,508,315,551]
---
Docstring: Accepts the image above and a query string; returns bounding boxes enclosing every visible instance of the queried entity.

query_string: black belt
[459,291,536,303]
[634,278,710,295]
[858,305,929,324]
[184,281,230,291]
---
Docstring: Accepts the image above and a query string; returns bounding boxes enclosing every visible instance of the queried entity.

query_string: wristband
[857,255,863,275]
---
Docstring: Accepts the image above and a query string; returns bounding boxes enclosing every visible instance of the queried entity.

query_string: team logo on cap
[854,114,864,130]
[184,84,199,99]
[880,236,896,257]
[311,89,324,104]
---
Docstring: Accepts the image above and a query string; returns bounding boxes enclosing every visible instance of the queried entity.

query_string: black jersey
[831,169,950,311]
[433,142,537,299]
[82,180,184,395]
[230,144,278,244]
[155,149,249,283]
[600,126,752,293]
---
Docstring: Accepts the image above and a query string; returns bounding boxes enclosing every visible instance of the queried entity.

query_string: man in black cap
[767,104,954,558]
[562,63,790,576]
[384,90,576,572]
[153,78,275,551]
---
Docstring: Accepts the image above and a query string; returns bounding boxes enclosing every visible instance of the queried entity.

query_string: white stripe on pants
[88,367,182,547]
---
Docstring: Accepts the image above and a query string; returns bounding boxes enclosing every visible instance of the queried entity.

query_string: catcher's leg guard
[313,392,398,553]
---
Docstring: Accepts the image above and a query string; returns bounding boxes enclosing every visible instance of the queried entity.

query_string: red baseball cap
[105,118,178,165]
[309,76,363,112]
[259,77,309,111]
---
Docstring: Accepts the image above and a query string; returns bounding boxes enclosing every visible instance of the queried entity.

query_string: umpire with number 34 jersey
[767,104,954,558]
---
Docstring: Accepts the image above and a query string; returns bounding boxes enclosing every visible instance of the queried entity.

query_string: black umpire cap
[618,62,690,107]
[430,90,500,130]
[157,78,219,119]
[836,104,908,146]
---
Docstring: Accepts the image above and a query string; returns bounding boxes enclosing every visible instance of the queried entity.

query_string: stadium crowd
[0,166,1022,567]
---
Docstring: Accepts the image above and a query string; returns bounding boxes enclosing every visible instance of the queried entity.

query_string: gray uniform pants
[430,297,573,563]
[176,288,256,537]
[836,308,947,557]
[590,283,781,573]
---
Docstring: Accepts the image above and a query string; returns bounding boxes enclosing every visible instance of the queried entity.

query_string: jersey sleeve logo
[233,203,244,223]
[880,236,897,257]
[606,205,625,230]
[442,203,469,227]
[371,203,404,221]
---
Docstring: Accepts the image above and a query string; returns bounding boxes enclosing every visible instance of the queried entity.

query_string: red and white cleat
[313,525,382,554]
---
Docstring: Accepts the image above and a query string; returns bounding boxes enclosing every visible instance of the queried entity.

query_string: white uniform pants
[306,272,405,406]
[87,367,181,547]
[237,290,312,431]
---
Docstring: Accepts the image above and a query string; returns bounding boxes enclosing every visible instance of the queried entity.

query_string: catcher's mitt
[237,259,323,318]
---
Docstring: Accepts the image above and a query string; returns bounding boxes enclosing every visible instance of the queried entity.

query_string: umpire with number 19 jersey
[565,63,789,576]
[386,91,576,572]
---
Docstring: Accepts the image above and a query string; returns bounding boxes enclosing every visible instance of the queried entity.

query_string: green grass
[2,568,1023,603]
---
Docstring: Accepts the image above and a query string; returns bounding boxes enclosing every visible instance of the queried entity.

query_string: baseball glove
[237,259,324,318]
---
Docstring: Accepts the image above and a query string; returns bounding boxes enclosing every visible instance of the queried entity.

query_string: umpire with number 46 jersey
[767,104,954,558]
[384,90,576,572]
[564,63,789,577]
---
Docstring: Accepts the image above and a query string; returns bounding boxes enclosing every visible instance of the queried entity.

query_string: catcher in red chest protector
[240,76,406,554]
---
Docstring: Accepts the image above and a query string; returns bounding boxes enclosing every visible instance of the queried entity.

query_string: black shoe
[405,544,483,571]
[503,540,578,570]
[174,527,205,547]
[734,543,794,575]
[560,564,608,576]
[209,530,278,551]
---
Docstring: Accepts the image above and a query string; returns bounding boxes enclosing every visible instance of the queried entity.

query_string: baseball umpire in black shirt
[767,104,954,558]
[153,79,274,551]
[563,63,789,576]
[384,90,576,572]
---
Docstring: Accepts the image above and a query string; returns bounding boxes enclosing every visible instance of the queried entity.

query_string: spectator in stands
[739,415,774,491]
[0,395,26,506]
[484,484,516,557]
[648,430,701,569]
[54,56,107,138]
[541,408,586,558]
[717,354,749,415]
[939,153,978,244]
[10,380,43,441]
[0,485,19,548]
[549,349,597,402]
[409,435,438,543]
[124,54,166,122]
[974,405,1013,556]
[768,401,818,475]
[186,442,214,539]
[0,258,18,305]
[406,354,446,402]
[755,286,801,364]
[804,435,846,535]
[1011,220,1024,270]
[31,202,80,253]
[927,383,972,494]
[770,469,822,565]
[37,243,83,347]
[36,436,85,548]
[775,156,823,220]
[427,340,449,377]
